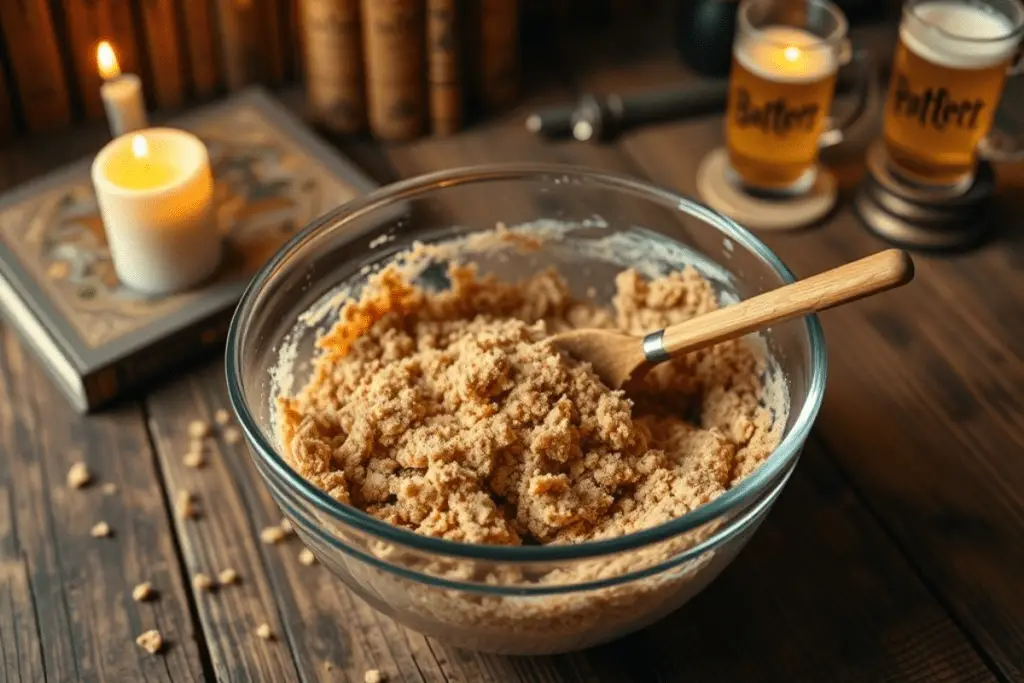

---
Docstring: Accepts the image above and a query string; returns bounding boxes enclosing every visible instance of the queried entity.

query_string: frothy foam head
[735,26,839,84]
[901,1,1021,69]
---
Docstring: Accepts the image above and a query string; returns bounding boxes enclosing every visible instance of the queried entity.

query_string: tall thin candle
[97,41,148,137]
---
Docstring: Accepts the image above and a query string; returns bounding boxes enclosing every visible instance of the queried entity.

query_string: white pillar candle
[91,128,222,295]
[97,41,148,137]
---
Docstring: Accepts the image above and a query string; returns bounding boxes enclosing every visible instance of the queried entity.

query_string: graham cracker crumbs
[277,262,779,546]
[298,548,316,566]
[255,623,273,640]
[188,420,211,439]
[364,669,384,683]
[218,568,239,585]
[136,629,163,654]
[67,462,91,489]
[215,409,232,426]
[224,427,242,445]
[260,526,286,544]
[90,521,112,538]
[132,582,155,602]
[192,573,214,591]
[184,450,206,469]
[279,518,294,535]
[176,490,199,520]
[101,482,118,495]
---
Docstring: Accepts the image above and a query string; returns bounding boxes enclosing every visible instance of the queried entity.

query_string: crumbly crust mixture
[277,262,779,547]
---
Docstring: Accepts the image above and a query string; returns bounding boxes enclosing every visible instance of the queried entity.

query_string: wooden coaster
[696,148,838,231]
[854,141,996,251]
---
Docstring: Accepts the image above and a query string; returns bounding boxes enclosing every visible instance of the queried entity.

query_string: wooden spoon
[551,248,915,388]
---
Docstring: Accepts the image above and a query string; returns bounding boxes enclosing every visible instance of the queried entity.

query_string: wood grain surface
[1,14,1023,682]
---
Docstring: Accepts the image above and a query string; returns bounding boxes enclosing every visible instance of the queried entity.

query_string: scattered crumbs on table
[214,409,232,426]
[188,420,212,439]
[132,582,155,602]
[176,490,199,520]
[136,629,163,654]
[67,462,92,489]
[90,521,112,538]
[298,548,316,566]
[256,623,273,640]
[218,568,239,585]
[101,482,118,495]
[324,661,335,672]
[224,427,242,444]
[364,669,384,683]
[279,518,294,535]
[184,450,206,469]
[260,525,286,544]
[192,573,214,591]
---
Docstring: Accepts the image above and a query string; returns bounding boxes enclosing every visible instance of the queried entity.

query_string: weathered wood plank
[0,326,204,682]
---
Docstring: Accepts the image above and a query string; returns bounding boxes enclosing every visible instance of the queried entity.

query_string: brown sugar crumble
[223,427,242,444]
[260,525,286,544]
[192,573,214,591]
[188,420,211,439]
[101,482,118,495]
[298,548,316,566]
[90,521,112,538]
[364,669,384,683]
[67,462,92,489]
[132,582,155,602]
[215,409,232,426]
[218,568,240,585]
[184,450,206,469]
[136,629,163,654]
[176,490,199,520]
[276,260,782,547]
[279,518,294,535]
[255,623,274,640]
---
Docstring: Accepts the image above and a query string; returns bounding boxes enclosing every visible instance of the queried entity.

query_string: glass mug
[883,0,1024,189]
[725,0,872,194]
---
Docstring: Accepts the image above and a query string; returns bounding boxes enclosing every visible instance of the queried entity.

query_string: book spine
[138,0,187,108]
[181,0,222,98]
[426,0,461,135]
[259,0,287,85]
[60,0,142,120]
[477,0,519,113]
[215,0,265,91]
[0,0,71,132]
[361,0,425,141]
[300,0,365,134]
[0,53,13,142]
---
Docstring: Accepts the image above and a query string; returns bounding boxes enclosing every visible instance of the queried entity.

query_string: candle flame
[97,41,121,80]
[131,134,149,159]
[783,46,801,62]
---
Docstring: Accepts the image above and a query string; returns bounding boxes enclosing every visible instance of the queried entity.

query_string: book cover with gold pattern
[0,88,378,412]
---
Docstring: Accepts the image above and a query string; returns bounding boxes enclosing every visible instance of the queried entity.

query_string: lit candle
[91,128,222,295]
[97,40,148,137]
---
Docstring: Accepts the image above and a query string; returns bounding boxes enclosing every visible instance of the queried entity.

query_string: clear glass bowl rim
[225,162,828,563]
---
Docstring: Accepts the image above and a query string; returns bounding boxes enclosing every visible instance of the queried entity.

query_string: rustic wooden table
[2,19,1023,683]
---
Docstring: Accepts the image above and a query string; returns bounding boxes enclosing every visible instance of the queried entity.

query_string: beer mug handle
[819,46,878,149]
[978,49,1024,160]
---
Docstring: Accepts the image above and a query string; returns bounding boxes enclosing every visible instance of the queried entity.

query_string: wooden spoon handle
[658,249,915,358]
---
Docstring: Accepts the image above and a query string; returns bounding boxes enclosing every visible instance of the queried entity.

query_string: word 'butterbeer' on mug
[883,0,1024,188]
[725,0,860,194]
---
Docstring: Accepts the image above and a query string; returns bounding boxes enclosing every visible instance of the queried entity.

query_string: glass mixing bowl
[226,164,827,655]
